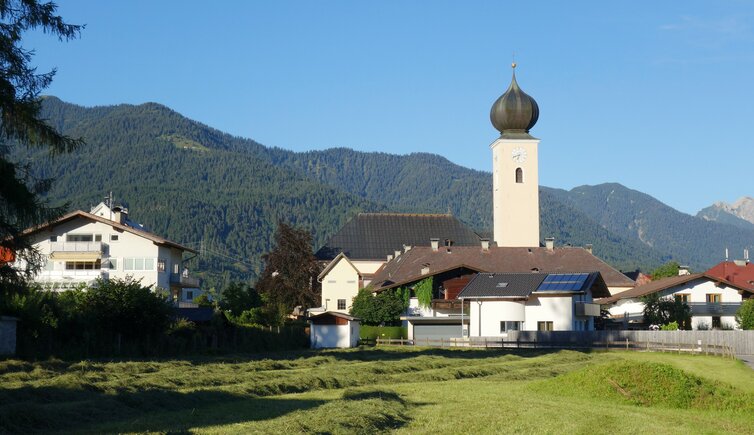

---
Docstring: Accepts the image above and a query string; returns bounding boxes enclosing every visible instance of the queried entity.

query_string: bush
[736,299,754,330]
[350,288,406,326]
[660,322,679,331]
[359,325,407,340]
[695,321,710,330]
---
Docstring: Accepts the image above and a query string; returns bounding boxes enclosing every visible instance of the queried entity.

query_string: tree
[650,261,681,279]
[219,282,261,316]
[642,293,690,329]
[736,299,754,330]
[350,288,406,326]
[255,222,321,316]
[0,1,83,292]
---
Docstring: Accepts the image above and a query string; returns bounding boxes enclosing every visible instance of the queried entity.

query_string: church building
[312,64,635,336]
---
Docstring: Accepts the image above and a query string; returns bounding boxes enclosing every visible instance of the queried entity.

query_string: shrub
[660,322,678,331]
[193,293,213,308]
[735,299,754,330]
[350,288,405,326]
[695,321,710,330]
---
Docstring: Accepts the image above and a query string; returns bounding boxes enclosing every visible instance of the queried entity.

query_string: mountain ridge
[15,97,752,287]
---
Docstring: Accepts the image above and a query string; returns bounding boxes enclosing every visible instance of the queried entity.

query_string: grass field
[1,347,752,434]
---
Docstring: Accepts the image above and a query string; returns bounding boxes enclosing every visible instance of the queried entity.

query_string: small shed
[309,311,360,349]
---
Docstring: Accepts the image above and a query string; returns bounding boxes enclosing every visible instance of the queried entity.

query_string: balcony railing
[575,302,601,317]
[50,241,103,253]
[170,273,200,288]
[688,302,740,316]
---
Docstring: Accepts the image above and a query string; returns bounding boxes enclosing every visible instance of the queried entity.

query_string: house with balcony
[16,202,201,303]
[599,273,754,330]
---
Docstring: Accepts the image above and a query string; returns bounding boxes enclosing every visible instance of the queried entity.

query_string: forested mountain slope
[546,184,754,269]
[15,97,734,286]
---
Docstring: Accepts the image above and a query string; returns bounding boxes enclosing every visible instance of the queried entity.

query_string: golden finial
[512,51,516,69]
[512,62,517,69]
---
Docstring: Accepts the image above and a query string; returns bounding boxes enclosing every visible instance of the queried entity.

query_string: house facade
[17,203,201,303]
[600,273,753,330]
[459,272,606,338]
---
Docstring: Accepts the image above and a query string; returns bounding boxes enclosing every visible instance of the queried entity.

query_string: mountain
[14,97,745,287]
[546,183,754,269]
[697,198,754,232]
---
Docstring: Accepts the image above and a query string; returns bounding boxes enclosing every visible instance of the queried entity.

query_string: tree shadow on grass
[0,386,325,434]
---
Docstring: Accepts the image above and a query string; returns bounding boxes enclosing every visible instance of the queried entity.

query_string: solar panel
[536,273,589,291]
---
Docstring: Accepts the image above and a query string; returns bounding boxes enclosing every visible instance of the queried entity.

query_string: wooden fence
[375,330,754,357]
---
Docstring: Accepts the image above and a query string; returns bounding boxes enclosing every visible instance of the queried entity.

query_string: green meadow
[1,348,752,434]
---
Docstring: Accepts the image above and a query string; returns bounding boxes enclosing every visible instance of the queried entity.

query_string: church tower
[489,63,540,247]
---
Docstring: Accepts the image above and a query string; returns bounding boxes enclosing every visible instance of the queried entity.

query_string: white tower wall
[491,137,540,247]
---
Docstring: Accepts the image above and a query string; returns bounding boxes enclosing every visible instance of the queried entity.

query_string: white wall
[468,300,526,336]
[310,323,358,348]
[320,258,360,313]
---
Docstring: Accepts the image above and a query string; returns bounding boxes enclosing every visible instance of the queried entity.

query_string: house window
[49,235,58,242]
[537,321,554,331]
[66,234,93,242]
[675,294,690,303]
[706,294,721,304]
[515,167,523,183]
[110,234,119,242]
[157,259,166,272]
[337,299,347,310]
[94,234,102,242]
[186,291,194,301]
[124,257,156,271]
[500,321,521,333]
[712,316,721,329]
[107,258,118,270]
[174,263,179,274]
[65,260,101,270]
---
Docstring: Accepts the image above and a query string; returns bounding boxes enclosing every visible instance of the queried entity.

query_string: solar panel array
[536,273,590,291]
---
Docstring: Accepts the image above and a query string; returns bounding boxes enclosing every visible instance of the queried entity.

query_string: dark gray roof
[458,272,606,299]
[459,273,547,298]
[316,213,481,261]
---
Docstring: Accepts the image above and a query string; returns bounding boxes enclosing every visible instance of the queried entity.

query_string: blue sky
[25,1,754,215]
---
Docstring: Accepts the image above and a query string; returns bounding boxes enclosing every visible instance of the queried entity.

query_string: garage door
[414,324,463,341]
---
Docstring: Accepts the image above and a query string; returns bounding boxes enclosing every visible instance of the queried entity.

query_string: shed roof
[309,311,360,322]
[315,213,480,261]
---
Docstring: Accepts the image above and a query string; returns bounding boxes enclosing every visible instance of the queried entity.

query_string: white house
[600,273,754,330]
[309,311,361,348]
[454,272,606,338]
[17,202,201,303]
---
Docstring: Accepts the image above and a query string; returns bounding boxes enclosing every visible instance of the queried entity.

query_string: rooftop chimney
[585,244,593,254]
[545,237,554,251]
[111,205,128,224]
[394,250,401,259]
[430,238,439,252]
[421,263,430,275]
[481,238,490,252]
[678,265,690,276]
[387,254,393,262]
[403,244,412,253]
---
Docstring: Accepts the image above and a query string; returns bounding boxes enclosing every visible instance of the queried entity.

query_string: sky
[24,1,754,215]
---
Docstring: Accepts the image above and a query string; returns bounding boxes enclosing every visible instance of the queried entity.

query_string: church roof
[369,245,634,290]
[315,213,481,261]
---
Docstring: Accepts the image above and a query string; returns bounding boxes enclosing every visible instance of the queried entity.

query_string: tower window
[515,168,524,183]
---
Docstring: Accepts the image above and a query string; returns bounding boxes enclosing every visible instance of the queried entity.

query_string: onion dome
[490,63,539,136]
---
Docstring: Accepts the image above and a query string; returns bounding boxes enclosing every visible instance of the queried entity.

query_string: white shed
[309,311,360,349]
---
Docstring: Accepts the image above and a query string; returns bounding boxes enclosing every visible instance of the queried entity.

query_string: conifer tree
[0,0,83,291]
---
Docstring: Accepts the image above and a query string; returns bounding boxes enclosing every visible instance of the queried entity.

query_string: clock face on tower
[511,147,527,163]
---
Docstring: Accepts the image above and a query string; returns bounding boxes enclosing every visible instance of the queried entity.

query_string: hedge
[359,325,407,340]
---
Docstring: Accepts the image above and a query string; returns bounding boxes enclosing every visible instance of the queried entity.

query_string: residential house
[16,202,201,303]
[600,273,754,330]
[706,260,754,292]
[456,272,607,339]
